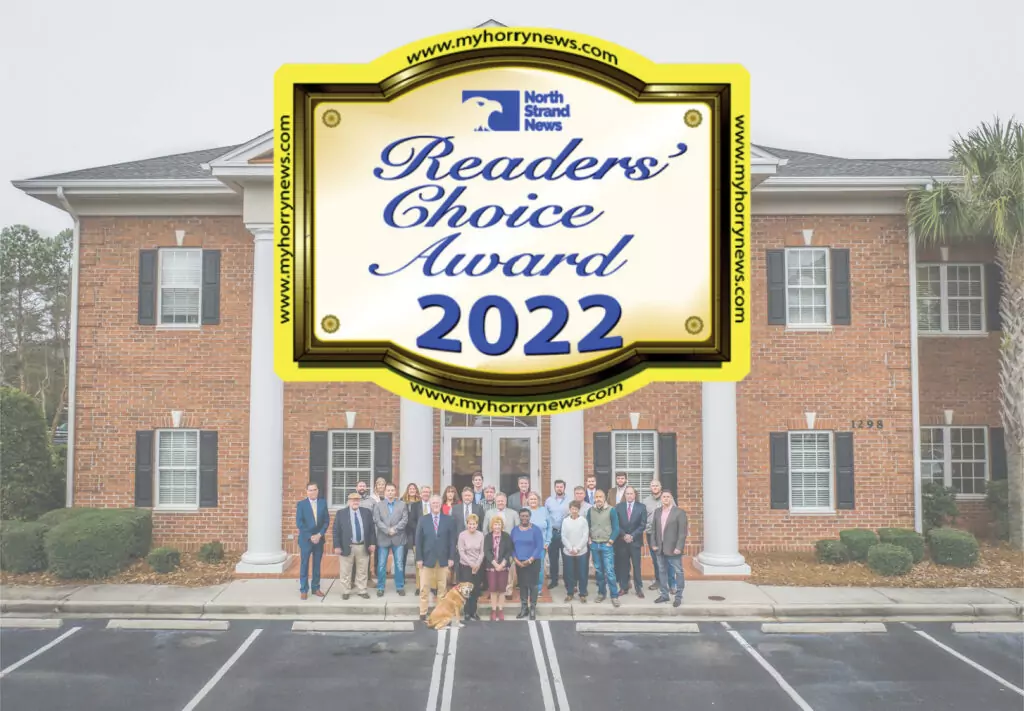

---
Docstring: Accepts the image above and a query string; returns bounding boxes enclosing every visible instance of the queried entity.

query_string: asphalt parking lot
[0,619,1021,711]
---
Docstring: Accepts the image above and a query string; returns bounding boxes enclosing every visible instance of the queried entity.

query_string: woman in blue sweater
[510,507,544,620]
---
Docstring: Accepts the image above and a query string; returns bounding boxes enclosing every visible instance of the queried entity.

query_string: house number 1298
[851,420,884,429]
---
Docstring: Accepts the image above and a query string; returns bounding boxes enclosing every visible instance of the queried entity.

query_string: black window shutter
[657,432,677,499]
[201,250,221,325]
[199,431,218,507]
[593,432,612,492]
[374,431,393,482]
[135,430,155,507]
[990,427,1007,481]
[985,263,1003,331]
[835,432,855,509]
[138,250,158,325]
[831,249,852,326]
[769,432,789,509]
[309,431,328,499]
[767,250,786,325]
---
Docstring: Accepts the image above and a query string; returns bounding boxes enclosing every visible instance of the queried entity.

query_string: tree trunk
[995,241,1024,549]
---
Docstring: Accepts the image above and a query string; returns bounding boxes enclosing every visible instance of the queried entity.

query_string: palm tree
[907,116,1023,550]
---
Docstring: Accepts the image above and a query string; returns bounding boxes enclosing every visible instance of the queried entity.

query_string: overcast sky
[2,0,1021,236]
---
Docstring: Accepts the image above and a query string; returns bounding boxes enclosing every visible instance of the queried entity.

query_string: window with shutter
[785,247,830,327]
[329,430,374,507]
[612,431,657,497]
[788,431,833,511]
[158,248,203,326]
[919,426,989,496]
[156,429,200,508]
[916,264,985,334]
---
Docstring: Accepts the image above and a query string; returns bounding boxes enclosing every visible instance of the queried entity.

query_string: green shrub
[0,388,63,520]
[867,543,914,576]
[839,529,878,561]
[814,539,850,564]
[877,528,926,563]
[147,547,181,573]
[37,507,102,528]
[117,509,153,558]
[928,528,980,568]
[985,480,1010,541]
[922,481,959,533]
[44,511,137,579]
[197,541,225,564]
[0,521,49,573]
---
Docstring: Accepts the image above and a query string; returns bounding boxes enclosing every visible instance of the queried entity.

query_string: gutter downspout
[55,187,80,508]
[908,225,923,532]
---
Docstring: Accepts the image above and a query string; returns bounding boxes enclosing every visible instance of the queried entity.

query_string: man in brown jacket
[649,490,687,607]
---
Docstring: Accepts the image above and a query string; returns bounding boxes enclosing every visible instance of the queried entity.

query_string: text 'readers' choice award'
[274,27,751,414]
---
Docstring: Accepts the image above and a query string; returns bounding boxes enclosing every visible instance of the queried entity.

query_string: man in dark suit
[452,486,485,534]
[296,482,330,599]
[333,491,376,599]
[650,490,688,607]
[415,494,456,621]
[614,486,647,597]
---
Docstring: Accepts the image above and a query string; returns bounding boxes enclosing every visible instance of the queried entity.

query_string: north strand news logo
[461,89,570,132]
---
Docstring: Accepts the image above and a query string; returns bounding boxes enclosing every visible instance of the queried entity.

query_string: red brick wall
[73,217,254,551]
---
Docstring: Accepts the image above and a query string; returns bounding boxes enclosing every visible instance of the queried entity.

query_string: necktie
[311,500,317,523]
[354,510,362,543]
[628,503,633,520]
[433,515,439,533]
[465,504,470,521]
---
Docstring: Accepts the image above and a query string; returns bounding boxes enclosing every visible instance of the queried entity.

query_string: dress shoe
[377,590,384,597]
[564,594,574,603]
[648,582,659,591]
[673,597,682,608]
[490,610,497,621]
[516,603,530,619]
[548,581,558,589]
[635,590,645,599]
[396,589,406,596]
[596,595,605,603]
[579,595,587,603]
[611,597,621,607]
[497,610,505,621]
[342,593,350,600]
[654,594,670,603]
[313,590,325,598]
[359,592,370,599]
[300,592,308,600]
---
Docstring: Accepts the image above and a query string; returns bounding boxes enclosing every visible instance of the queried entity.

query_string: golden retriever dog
[426,582,474,629]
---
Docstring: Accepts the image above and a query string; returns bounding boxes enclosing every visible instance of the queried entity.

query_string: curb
[2,599,1021,620]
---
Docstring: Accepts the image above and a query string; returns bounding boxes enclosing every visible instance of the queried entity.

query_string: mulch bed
[747,542,1024,588]
[0,553,240,588]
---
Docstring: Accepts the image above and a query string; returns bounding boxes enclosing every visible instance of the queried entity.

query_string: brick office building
[14,133,1006,576]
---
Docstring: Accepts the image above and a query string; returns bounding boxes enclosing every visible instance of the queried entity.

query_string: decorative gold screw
[321,315,340,333]
[685,316,704,335]
[684,109,702,128]
[322,109,341,128]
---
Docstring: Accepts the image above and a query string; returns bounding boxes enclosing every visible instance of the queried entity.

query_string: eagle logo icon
[463,96,505,132]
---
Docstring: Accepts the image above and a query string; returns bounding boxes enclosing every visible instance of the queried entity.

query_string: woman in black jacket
[483,515,514,621]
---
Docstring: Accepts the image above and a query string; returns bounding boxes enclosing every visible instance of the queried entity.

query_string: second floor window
[917,264,985,334]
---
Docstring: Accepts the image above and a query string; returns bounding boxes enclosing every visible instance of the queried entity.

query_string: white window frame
[156,247,203,329]
[327,429,375,509]
[611,430,659,498]
[784,247,832,330]
[919,426,989,499]
[788,430,835,514]
[916,263,986,335]
[155,429,200,511]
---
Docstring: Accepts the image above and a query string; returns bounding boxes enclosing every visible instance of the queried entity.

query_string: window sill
[154,506,200,513]
[785,325,834,333]
[954,494,987,502]
[918,332,988,339]
[788,508,837,516]
[156,324,202,331]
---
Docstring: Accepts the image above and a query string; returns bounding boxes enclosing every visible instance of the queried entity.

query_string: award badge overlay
[274,28,750,415]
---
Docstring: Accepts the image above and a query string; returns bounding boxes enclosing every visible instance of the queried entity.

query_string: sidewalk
[2,580,1022,620]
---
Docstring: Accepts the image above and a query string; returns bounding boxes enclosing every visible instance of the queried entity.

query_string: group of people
[295,471,688,623]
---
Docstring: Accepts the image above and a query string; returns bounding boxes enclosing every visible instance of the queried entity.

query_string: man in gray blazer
[649,490,687,607]
[373,483,409,597]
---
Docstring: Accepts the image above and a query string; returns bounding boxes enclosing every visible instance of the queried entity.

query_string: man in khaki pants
[414,494,456,621]
[333,492,376,599]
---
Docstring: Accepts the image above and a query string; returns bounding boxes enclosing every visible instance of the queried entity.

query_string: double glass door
[443,429,539,496]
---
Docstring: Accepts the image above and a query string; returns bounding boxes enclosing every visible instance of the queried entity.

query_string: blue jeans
[590,542,619,598]
[563,553,589,596]
[657,553,684,599]
[298,540,323,593]
[536,548,546,595]
[377,544,406,591]
[649,546,677,590]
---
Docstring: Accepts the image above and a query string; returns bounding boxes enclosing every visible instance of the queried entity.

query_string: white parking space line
[0,618,63,629]
[180,628,262,711]
[440,628,459,711]
[528,621,557,711]
[576,622,699,634]
[541,621,572,711]
[762,623,886,634]
[107,619,229,631]
[0,626,80,678]
[951,622,1024,634]
[913,629,1024,696]
[292,621,414,632]
[426,630,447,711]
[721,622,814,711]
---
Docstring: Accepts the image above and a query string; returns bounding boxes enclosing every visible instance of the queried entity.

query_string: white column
[400,398,434,485]
[236,224,288,573]
[550,410,585,493]
[695,381,751,575]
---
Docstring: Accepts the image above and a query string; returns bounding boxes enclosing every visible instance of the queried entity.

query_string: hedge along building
[13,131,1006,576]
